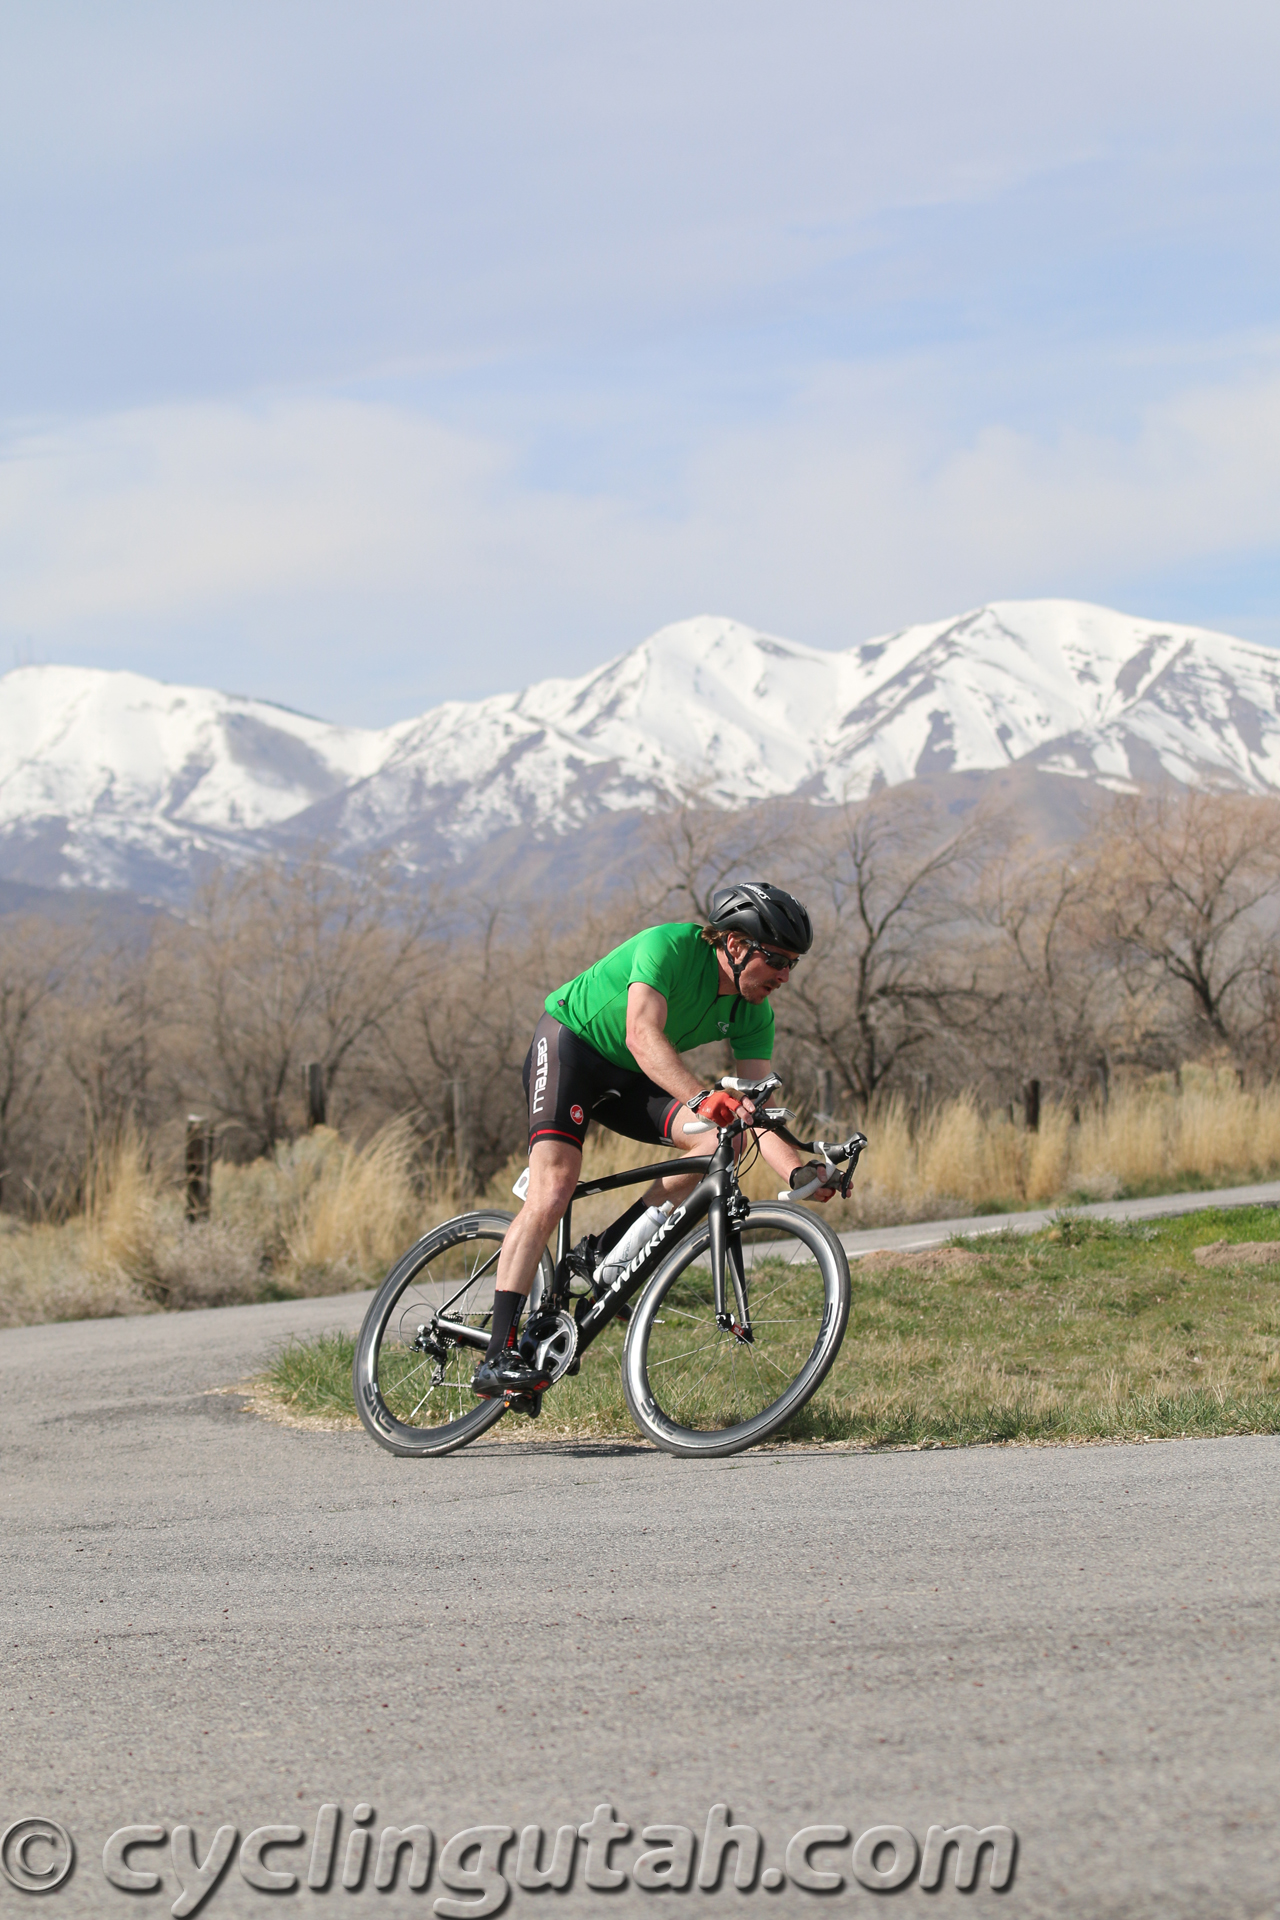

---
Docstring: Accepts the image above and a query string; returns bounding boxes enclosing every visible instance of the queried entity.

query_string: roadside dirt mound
[1193,1240,1280,1269]
[856,1246,987,1275]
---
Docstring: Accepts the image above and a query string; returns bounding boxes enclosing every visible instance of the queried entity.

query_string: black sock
[485,1290,524,1362]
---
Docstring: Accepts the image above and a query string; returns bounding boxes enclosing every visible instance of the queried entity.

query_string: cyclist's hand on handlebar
[690,1088,744,1126]
[789,1160,838,1202]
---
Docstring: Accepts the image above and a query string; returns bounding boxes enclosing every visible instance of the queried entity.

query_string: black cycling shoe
[472,1353,553,1399]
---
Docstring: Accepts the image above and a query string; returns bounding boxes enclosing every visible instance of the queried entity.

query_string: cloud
[680,353,1280,635]
[0,402,506,624]
[1,353,1278,717]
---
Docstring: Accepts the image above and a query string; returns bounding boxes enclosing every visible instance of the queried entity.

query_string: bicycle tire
[354,1209,553,1457]
[621,1203,849,1457]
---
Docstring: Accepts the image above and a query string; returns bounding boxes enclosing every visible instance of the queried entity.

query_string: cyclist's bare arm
[626,989,836,1204]
[625,984,706,1107]
[722,1059,838,1199]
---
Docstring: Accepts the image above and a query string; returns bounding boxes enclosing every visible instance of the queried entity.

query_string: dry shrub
[0,1127,167,1326]
[829,1072,1280,1225]
[8,1066,1280,1329]
[280,1120,437,1291]
[151,1220,266,1310]
[83,1123,166,1288]
[0,1119,452,1326]
[0,1219,155,1328]
[1025,1104,1074,1202]
[1074,1076,1280,1193]
[1073,1091,1168,1192]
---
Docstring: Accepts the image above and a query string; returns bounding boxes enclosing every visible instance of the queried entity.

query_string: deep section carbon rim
[621,1204,849,1457]
[354,1209,551,1457]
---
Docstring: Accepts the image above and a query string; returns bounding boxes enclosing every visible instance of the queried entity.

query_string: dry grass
[807,1070,1280,1228]
[6,1070,1280,1330]
[0,1121,463,1328]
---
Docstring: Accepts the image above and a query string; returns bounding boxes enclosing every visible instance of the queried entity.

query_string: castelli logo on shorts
[532,1035,550,1113]
[570,1104,585,1125]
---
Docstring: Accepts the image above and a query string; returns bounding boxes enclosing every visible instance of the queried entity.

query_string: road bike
[353,1077,866,1459]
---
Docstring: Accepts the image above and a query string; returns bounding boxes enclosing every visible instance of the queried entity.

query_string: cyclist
[472,881,838,1401]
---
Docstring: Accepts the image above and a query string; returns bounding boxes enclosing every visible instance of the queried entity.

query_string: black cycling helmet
[707,882,813,956]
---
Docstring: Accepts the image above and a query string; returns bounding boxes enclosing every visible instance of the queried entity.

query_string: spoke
[664,1340,734,1412]
[372,1227,512,1431]
[744,1346,794,1389]
[647,1333,724,1370]
[640,1223,833,1435]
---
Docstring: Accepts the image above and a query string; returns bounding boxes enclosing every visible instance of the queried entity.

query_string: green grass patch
[263,1332,359,1421]
[259,1205,1280,1448]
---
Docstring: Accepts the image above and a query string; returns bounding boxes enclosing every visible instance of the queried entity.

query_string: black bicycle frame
[427,1136,745,1357]
[429,1093,863,1362]
[559,1131,753,1351]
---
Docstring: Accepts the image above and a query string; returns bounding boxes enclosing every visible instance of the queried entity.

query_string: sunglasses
[746,943,800,973]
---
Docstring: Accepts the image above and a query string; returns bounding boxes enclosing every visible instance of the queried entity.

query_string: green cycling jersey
[546,921,774,1073]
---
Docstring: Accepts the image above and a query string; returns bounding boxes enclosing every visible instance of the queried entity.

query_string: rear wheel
[354,1210,554,1457]
[621,1205,849,1457]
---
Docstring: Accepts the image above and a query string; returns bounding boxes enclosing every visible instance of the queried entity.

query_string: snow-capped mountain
[2,600,1279,900]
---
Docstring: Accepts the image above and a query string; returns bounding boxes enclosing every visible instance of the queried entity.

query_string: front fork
[710,1176,752,1340]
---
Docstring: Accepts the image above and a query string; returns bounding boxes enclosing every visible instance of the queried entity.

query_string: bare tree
[386,907,530,1183]
[978,846,1120,1097]
[782,790,1002,1108]
[171,856,427,1152]
[0,917,81,1208]
[631,784,786,924]
[1093,790,1280,1061]
[61,932,166,1148]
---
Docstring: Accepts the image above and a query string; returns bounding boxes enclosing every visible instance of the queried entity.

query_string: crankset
[519,1308,580,1382]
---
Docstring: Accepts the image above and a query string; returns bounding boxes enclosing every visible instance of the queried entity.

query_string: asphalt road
[3,1263,1279,1918]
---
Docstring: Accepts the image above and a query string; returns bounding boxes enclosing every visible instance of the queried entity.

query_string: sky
[2,0,1279,725]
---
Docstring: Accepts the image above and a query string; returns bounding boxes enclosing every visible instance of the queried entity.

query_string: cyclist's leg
[597,1080,735,1209]
[477,1015,596,1380]
[642,1106,717,1205]
[492,1137,581,1299]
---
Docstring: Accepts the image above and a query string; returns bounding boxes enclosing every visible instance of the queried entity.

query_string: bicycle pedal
[504,1390,542,1419]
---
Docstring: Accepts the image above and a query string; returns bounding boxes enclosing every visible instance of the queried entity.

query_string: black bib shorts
[523,1011,682,1153]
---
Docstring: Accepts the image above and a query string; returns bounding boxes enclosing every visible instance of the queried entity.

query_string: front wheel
[621,1204,850,1457]
[354,1209,554,1457]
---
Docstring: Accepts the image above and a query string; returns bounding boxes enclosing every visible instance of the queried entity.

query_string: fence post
[452,1078,472,1197]
[303,1062,327,1129]
[814,1066,834,1127]
[185,1116,213,1221]
[1023,1079,1041,1133]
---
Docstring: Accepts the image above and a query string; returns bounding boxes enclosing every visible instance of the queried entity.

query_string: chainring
[527,1309,580,1382]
